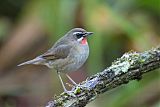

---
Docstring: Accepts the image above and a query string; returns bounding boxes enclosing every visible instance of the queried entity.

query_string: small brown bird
[18,28,93,92]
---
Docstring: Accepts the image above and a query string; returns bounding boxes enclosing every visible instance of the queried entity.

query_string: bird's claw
[63,90,76,97]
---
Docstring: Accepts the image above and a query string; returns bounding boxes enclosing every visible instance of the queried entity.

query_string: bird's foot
[63,90,76,97]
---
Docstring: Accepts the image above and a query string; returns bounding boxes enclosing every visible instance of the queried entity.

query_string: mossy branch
[45,47,160,107]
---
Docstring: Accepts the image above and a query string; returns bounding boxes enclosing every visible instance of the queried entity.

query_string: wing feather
[41,45,71,60]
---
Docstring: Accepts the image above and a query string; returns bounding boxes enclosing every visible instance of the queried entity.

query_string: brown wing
[41,45,71,60]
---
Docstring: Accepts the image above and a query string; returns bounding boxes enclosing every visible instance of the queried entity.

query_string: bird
[18,28,93,93]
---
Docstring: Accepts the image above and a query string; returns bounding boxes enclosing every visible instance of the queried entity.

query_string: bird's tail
[18,57,45,66]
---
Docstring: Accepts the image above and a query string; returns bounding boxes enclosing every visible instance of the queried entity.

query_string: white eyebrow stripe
[73,32,82,35]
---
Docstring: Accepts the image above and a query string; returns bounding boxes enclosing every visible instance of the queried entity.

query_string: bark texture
[45,47,160,107]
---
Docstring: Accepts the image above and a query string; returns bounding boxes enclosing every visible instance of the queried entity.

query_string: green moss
[74,87,81,94]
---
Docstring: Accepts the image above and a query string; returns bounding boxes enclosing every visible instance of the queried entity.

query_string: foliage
[0,0,159,107]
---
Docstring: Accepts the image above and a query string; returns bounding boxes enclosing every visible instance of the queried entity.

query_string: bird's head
[67,28,93,45]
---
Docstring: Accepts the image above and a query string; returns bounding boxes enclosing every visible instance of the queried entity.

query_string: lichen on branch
[45,47,160,107]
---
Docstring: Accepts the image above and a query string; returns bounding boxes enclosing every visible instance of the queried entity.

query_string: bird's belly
[51,51,88,73]
[56,54,88,73]
[67,53,88,72]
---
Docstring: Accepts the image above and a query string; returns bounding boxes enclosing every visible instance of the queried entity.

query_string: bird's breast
[62,45,89,72]
[53,44,89,73]
[72,44,89,61]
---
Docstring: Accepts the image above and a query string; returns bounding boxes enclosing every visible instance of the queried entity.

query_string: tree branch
[45,47,160,107]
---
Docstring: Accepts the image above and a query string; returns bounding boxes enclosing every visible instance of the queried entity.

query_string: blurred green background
[0,0,160,107]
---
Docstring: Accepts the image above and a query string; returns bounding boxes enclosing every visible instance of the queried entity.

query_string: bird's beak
[84,32,93,37]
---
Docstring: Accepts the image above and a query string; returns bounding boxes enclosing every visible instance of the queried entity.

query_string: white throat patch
[77,37,84,42]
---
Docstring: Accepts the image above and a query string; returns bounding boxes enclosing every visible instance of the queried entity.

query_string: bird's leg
[66,74,77,86]
[57,72,68,92]
[57,72,76,97]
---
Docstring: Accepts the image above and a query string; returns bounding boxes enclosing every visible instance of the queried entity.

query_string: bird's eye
[76,33,83,39]
[73,32,84,39]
